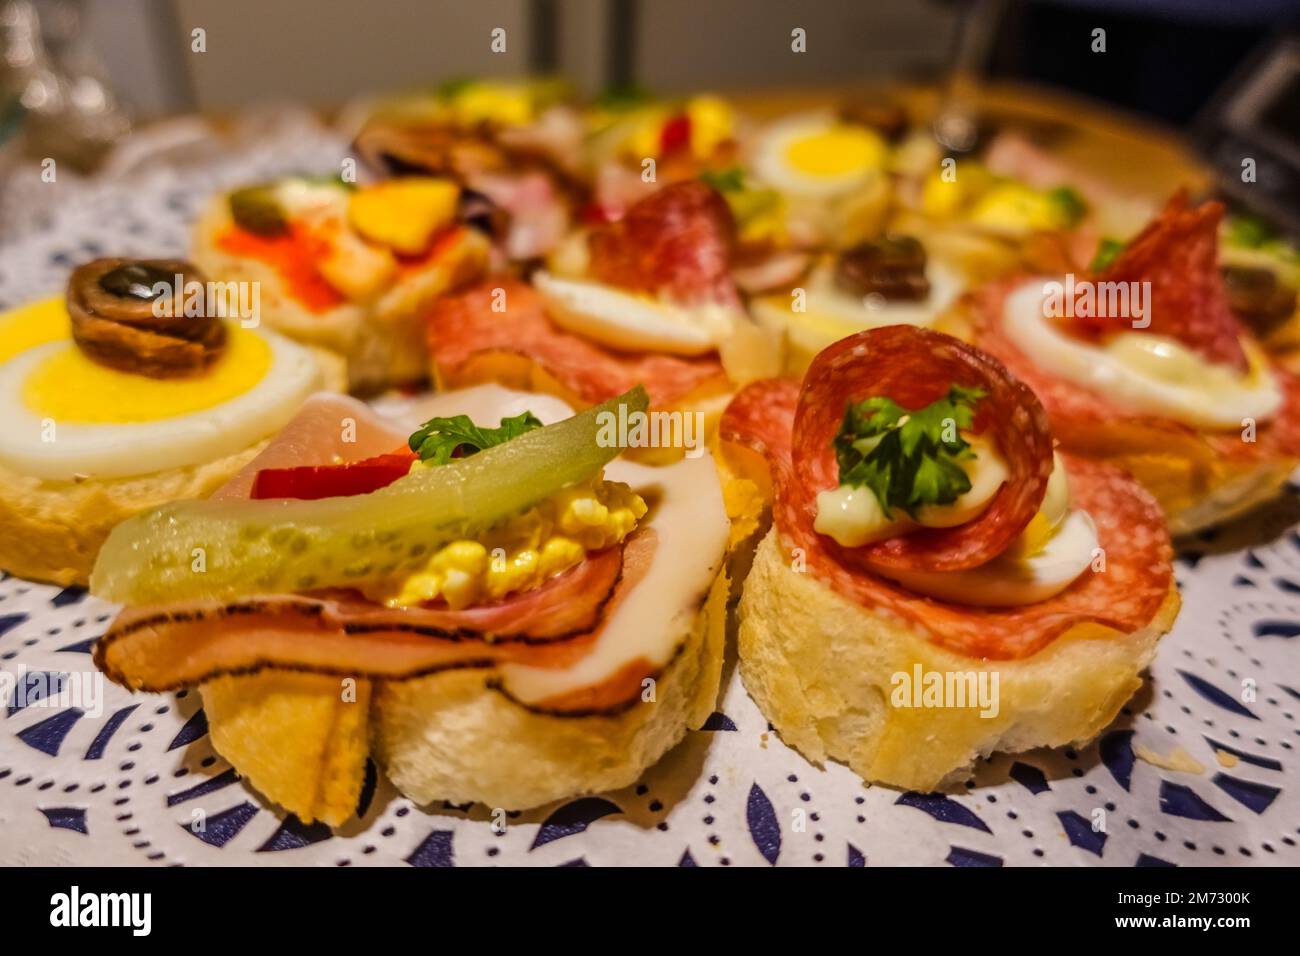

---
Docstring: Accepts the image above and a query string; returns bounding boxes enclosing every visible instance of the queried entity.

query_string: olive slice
[834,236,931,302]
[1223,265,1298,336]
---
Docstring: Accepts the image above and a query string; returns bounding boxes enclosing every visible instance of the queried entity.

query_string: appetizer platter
[1,84,1298,869]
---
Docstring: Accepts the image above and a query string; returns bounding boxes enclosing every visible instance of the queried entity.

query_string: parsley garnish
[408,411,543,466]
[1047,186,1087,227]
[834,385,986,519]
[700,166,745,194]
[594,84,653,112]
[1089,237,1125,272]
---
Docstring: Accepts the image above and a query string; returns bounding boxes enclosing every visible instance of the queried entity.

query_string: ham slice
[94,540,635,692]
[93,393,667,713]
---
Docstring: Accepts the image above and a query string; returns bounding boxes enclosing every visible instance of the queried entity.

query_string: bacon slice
[1080,192,1248,372]
[721,349,1173,660]
[971,278,1300,464]
[790,327,1054,573]
[588,180,739,306]
[425,278,727,407]
[93,543,628,691]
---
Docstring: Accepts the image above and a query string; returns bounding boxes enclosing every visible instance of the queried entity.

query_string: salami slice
[721,376,1174,660]
[1081,192,1248,372]
[426,278,728,407]
[791,327,1055,572]
[971,278,1300,463]
[588,180,739,306]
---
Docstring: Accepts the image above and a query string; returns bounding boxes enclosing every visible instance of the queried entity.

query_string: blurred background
[6,0,1299,121]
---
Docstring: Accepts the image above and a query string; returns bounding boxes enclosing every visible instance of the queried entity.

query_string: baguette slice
[372,569,728,810]
[738,530,1180,792]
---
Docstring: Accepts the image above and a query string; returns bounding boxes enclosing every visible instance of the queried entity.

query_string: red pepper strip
[250,446,417,501]
[659,113,692,155]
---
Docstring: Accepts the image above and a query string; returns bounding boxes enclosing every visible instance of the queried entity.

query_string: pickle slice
[229,184,289,236]
[91,387,648,605]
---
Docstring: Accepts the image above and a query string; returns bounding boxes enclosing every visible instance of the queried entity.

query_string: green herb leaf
[700,166,745,194]
[1047,186,1087,227]
[594,84,653,112]
[1225,213,1276,250]
[1089,237,1125,272]
[834,384,985,519]
[436,76,477,101]
[408,411,543,466]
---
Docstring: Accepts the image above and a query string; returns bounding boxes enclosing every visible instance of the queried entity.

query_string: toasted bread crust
[369,569,729,810]
[201,672,373,828]
[0,441,269,587]
[738,530,1180,791]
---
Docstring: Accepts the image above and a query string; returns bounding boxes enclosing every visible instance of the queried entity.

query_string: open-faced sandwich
[740,109,893,253]
[1219,211,1300,357]
[961,192,1300,535]
[192,174,489,392]
[427,180,777,431]
[353,78,583,264]
[583,90,740,217]
[91,384,731,823]
[0,257,336,586]
[733,110,1084,375]
[892,126,1130,284]
[719,326,1179,791]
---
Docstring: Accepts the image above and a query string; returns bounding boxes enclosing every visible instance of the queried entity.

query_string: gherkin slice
[229,184,288,236]
[91,387,648,605]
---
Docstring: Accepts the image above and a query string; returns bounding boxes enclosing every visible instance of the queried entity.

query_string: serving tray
[0,120,1296,867]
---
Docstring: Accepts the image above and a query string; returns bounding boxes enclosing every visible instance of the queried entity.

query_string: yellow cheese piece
[348,178,460,255]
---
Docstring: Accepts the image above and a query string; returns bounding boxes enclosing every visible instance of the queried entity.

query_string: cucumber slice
[91,387,648,604]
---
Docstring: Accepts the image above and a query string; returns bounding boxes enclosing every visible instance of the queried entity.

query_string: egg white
[875,509,1099,607]
[752,259,962,358]
[0,328,322,480]
[750,114,887,199]
[1002,280,1282,430]
[533,270,726,355]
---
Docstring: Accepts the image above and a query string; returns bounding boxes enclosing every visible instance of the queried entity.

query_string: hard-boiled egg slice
[751,114,888,199]
[876,509,1099,607]
[752,259,963,361]
[0,326,322,480]
[1001,279,1282,429]
[533,270,724,356]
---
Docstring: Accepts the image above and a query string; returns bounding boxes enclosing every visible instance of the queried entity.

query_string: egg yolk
[362,478,647,610]
[784,125,886,179]
[0,296,71,364]
[23,325,271,423]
